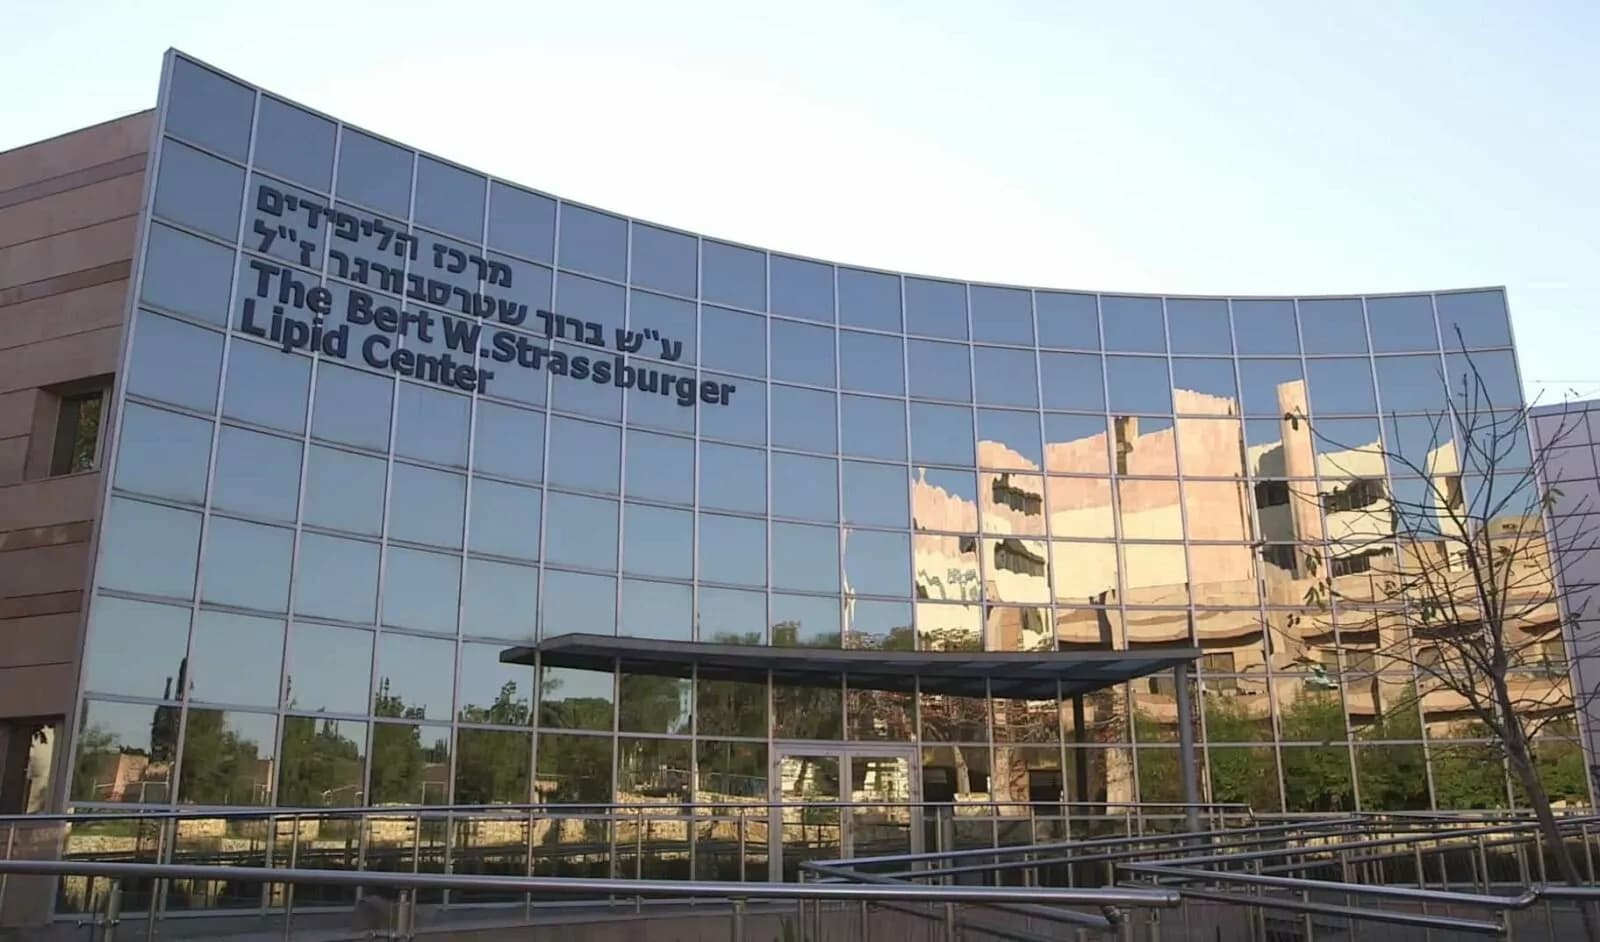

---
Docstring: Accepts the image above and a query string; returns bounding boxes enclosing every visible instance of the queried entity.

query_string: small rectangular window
[50,389,105,475]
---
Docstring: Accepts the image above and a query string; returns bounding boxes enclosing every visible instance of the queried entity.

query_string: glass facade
[71,51,1586,848]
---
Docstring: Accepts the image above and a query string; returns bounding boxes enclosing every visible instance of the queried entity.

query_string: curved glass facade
[71,50,1584,839]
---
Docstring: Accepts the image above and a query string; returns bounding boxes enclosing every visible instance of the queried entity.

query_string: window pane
[166,58,252,159]
[540,666,614,730]
[488,182,555,262]
[620,671,693,733]
[455,729,531,802]
[973,346,1038,408]
[202,517,292,612]
[375,632,455,719]
[1166,298,1231,354]
[840,394,906,461]
[557,204,626,280]
[970,285,1032,345]
[702,240,765,311]
[913,469,979,532]
[771,592,841,646]
[699,514,766,587]
[71,700,174,801]
[1045,414,1111,474]
[98,498,200,599]
[1238,359,1304,416]
[698,374,764,444]
[1436,290,1512,349]
[907,339,971,401]
[414,156,484,239]
[143,225,236,325]
[390,463,466,548]
[469,479,542,560]
[1040,352,1105,412]
[255,97,334,190]
[473,401,544,482]
[699,442,766,514]
[542,569,615,635]
[1035,291,1098,350]
[772,522,840,593]
[842,461,909,528]
[381,547,460,634]
[770,385,836,453]
[701,305,765,376]
[303,446,385,535]
[699,586,766,645]
[84,596,190,699]
[284,622,373,713]
[619,578,692,641]
[368,721,451,805]
[544,493,618,570]
[844,529,912,597]
[178,710,277,806]
[1231,299,1299,355]
[1171,358,1237,410]
[623,503,692,579]
[1101,296,1164,353]
[910,403,975,467]
[278,717,367,807]
[1106,356,1173,414]
[1368,295,1439,353]
[629,290,697,364]
[905,277,966,340]
[462,558,538,641]
[838,267,900,331]
[770,318,835,385]
[395,383,469,467]
[536,732,612,802]
[978,409,1043,469]
[1306,358,1378,415]
[224,339,309,433]
[129,312,222,412]
[625,430,692,504]
[154,141,243,239]
[113,404,211,504]
[631,224,696,296]
[771,453,838,522]
[458,640,534,723]
[839,330,903,395]
[770,255,833,322]
[547,417,621,494]
[335,129,411,217]
[312,361,392,452]
[1299,298,1369,354]
[1376,355,1445,413]
[1445,350,1522,412]
[212,426,301,522]
[295,533,379,623]
[1046,476,1114,539]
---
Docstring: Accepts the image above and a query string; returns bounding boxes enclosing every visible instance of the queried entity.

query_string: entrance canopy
[501,633,1200,700]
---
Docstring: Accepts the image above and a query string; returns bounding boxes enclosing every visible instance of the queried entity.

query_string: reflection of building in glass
[0,49,1588,873]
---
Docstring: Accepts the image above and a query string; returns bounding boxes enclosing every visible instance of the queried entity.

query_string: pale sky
[6,1,1596,403]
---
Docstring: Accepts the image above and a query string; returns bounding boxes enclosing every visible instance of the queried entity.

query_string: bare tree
[1286,341,1599,928]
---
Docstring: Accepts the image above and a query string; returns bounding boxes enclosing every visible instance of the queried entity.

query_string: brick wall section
[0,112,150,720]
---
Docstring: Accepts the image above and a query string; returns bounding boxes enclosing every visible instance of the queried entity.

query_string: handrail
[0,858,1181,907]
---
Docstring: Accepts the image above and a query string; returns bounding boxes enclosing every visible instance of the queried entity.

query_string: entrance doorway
[770,742,920,881]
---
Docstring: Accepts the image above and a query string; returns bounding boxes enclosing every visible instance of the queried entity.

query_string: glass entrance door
[771,743,919,881]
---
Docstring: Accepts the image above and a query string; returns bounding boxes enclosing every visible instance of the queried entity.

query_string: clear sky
[6,1,1596,402]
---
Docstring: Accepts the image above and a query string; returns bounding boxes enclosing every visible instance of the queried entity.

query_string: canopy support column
[1173,662,1200,834]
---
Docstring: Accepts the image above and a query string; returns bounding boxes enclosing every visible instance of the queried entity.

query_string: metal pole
[731,897,745,942]
[1073,695,1089,807]
[858,899,869,941]
[943,901,956,942]
[1171,663,1200,836]
[102,876,122,942]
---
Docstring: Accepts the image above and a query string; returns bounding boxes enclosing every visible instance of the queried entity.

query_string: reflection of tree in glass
[1197,696,1280,811]
[1352,687,1429,811]
[278,718,363,807]
[1278,692,1353,812]
[369,723,449,805]
[178,711,269,805]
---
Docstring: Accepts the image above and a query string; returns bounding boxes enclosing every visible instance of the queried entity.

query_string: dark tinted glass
[699,442,766,514]
[1100,296,1164,353]
[770,319,835,385]
[141,224,234,324]
[970,285,1032,345]
[1306,358,1377,415]
[558,204,626,280]
[1106,356,1173,414]
[166,57,252,160]
[255,97,334,190]
[700,305,765,375]
[1368,296,1439,353]
[1299,298,1369,354]
[907,339,972,401]
[770,255,833,322]
[840,394,906,461]
[973,346,1038,408]
[837,267,901,331]
[1436,291,1513,349]
[1166,298,1232,354]
[839,330,904,394]
[335,129,411,217]
[702,240,765,310]
[154,141,243,239]
[910,403,975,467]
[905,277,967,339]
[414,156,485,239]
[770,385,836,453]
[488,182,556,262]
[630,224,696,297]
[1231,299,1299,355]
[1035,291,1099,350]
